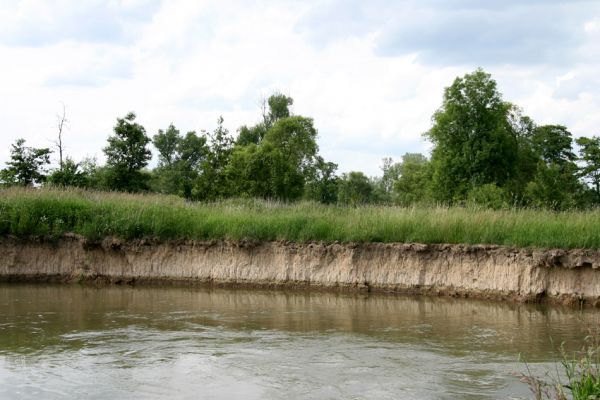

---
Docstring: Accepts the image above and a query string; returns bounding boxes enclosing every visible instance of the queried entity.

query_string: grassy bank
[0,187,599,249]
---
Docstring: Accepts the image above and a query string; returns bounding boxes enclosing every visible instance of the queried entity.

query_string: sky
[1,0,600,176]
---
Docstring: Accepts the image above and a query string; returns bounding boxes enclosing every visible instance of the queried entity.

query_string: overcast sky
[1,0,600,175]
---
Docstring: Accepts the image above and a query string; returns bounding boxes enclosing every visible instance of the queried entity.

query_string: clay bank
[1,235,600,306]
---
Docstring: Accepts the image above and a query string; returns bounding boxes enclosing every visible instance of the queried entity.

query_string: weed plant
[519,331,600,399]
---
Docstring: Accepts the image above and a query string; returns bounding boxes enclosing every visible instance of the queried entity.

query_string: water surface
[0,284,598,399]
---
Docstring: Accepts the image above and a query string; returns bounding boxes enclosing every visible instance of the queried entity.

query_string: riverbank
[1,235,599,306]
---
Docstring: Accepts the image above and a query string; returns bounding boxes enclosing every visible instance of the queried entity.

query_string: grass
[519,331,600,399]
[1,187,600,249]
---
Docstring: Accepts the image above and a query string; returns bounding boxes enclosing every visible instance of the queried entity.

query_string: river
[0,284,598,399]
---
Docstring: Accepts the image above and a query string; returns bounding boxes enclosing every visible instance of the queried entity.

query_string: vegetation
[520,331,600,399]
[1,187,600,248]
[1,70,600,212]
[0,139,51,186]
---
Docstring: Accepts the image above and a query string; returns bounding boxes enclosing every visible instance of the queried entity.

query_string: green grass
[1,187,599,249]
[520,332,600,399]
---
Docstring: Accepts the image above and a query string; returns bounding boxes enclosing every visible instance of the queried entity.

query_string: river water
[0,284,598,399]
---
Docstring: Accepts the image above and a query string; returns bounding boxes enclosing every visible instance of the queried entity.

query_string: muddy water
[0,284,598,399]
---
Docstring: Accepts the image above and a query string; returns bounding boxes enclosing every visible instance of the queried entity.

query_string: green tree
[235,93,294,146]
[525,162,582,210]
[103,112,152,192]
[370,157,402,203]
[523,124,583,209]
[46,157,91,188]
[576,136,600,203]
[265,93,293,126]
[152,125,208,198]
[0,138,51,186]
[393,153,431,205]
[425,69,518,202]
[228,116,319,201]
[193,117,234,200]
[504,108,538,204]
[303,157,339,204]
[531,125,576,166]
[337,171,373,205]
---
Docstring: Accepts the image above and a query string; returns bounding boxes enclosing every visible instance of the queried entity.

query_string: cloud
[297,0,599,67]
[0,0,160,46]
[375,1,597,66]
[43,45,134,87]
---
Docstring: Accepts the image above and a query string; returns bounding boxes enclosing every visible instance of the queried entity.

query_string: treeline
[1,69,600,210]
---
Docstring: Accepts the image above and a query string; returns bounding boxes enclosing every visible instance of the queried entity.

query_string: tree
[235,93,294,146]
[304,157,339,204]
[103,112,151,192]
[153,124,180,168]
[394,153,431,205]
[1,138,51,186]
[152,124,208,198]
[227,116,320,201]
[370,157,402,203]
[53,103,68,170]
[523,124,583,209]
[47,157,90,188]
[265,93,293,127]
[505,107,538,204]
[425,69,518,202]
[576,136,600,203]
[530,125,576,166]
[337,171,373,205]
[524,162,582,210]
[193,116,234,200]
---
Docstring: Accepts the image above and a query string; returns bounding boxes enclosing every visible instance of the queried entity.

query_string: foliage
[371,157,402,203]
[227,120,318,201]
[467,183,508,210]
[530,125,577,166]
[304,157,339,204]
[0,138,52,186]
[152,125,208,198]
[394,153,431,206]
[577,136,600,202]
[524,162,583,211]
[192,117,234,200]
[337,171,374,205]
[103,112,152,192]
[265,93,293,127]
[228,98,320,201]
[235,93,293,146]
[519,331,600,400]
[426,69,518,202]
[47,158,91,188]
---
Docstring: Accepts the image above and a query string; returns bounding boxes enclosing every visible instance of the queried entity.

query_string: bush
[467,184,508,210]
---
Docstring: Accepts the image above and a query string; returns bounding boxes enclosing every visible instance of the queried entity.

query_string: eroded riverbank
[1,235,599,306]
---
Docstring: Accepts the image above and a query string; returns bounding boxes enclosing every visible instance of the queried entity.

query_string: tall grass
[1,187,599,248]
[519,331,600,399]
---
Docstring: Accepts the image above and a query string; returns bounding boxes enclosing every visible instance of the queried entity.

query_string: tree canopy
[103,112,152,192]
[426,68,518,202]
[1,139,51,187]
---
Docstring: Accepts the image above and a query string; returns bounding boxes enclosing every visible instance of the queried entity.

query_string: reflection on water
[0,284,598,399]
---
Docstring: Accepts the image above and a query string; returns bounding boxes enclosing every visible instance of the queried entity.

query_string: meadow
[1,187,599,249]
